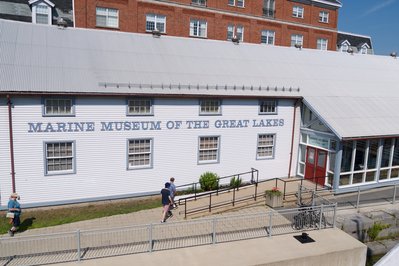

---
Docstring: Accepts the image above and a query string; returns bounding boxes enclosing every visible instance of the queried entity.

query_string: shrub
[199,172,219,191]
[367,222,391,241]
[229,176,242,189]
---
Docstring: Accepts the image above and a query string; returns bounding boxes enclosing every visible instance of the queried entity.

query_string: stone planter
[265,194,283,208]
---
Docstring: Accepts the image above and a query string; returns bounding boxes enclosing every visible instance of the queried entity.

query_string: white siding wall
[0,96,297,207]
[0,97,11,207]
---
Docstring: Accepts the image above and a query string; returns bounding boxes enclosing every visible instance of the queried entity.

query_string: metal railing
[0,204,336,266]
[176,170,332,218]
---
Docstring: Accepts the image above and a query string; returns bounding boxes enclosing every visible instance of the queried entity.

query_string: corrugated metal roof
[1,19,399,139]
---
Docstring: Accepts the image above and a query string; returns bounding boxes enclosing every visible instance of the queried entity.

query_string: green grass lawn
[0,196,161,234]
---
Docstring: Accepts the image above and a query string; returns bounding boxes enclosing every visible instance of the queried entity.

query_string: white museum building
[1,19,399,208]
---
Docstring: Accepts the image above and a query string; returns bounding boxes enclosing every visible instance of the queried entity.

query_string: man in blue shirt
[161,182,173,223]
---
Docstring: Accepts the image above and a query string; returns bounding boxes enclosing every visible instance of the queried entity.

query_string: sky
[338,0,399,56]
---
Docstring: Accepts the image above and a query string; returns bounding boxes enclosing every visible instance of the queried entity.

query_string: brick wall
[75,0,339,50]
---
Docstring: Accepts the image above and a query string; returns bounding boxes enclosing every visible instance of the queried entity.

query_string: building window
[257,134,275,159]
[128,139,152,169]
[227,24,244,42]
[259,100,277,114]
[127,98,153,116]
[263,0,275,18]
[190,19,207,38]
[35,4,50,24]
[96,7,119,28]
[292,6,304,18]
[45,142,74,175]
[228,0,244,7]
[339,41,350,52]
[261,30,275,45]
[200,99,221,115]
[198,136,220,163]
[43,98,74,116]
[146,14,166,33]
[360,44,369,54]
[319,11,329,23]
[192,0,206,6]
[317,38,328,50]
[290,34,303,47]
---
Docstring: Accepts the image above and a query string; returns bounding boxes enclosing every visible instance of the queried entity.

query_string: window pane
[339,174,350,186]
[367,140,379,169]
[328,152,335,172]
[365,171,376,182]
[128,139,152,168]
[354,140,366,171]
[46,142,74,173]
[391,168,399,179]
[259,100,276,114]
[380,169,389,180]
[352,173,363,184]
[381,139,392,168]
[341,141,353,172]
[199,136,219,162]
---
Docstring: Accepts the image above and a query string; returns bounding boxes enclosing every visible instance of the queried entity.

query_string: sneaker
[8,230,14,237]
[168,213,174,219]
[161,220,166,223]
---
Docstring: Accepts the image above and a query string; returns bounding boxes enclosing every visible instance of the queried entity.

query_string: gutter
[7,95,16,193]
[288,99,300,177]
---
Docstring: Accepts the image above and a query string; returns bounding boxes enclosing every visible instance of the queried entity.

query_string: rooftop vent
[390,52,397,58]
[231,35,240,45]
[347,47,354,55]
[152,29,161,38]
[57,17,68,29]
[294,43,302,50]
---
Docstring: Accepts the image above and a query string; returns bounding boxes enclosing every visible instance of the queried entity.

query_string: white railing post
[333,203,337,228]
[76,230,81,262]
[268,212,273,237]
[149,223,153,252]
[212,218,217,244]
[356,187,361,211]
[319,205,323,230]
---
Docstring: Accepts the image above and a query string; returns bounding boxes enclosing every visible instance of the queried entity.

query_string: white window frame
[261,30,275,45]
[190,19,207,38]
[257,134,276,159]
[317,38,328,51]
[290,34,303,47]
[227,24,244,42]
[360,44,370,54]
[259,100,277,115]
[127,98,153,116]
[191,0,207,6]
[127,139,153,169]
[292,6,304,18]
[198,136,220,164]
[44,141,75,175]
[228,0,244,7]
[319,11,329,23]
[31,2,53,25]
[199,99,221,115]
[146,14,166,33]
[43,98,75,117]
[96,7,119,28]
[340,40,350,52]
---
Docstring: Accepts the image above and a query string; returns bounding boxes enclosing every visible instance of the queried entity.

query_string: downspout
[288,99,300,178]
[7,95,16,193]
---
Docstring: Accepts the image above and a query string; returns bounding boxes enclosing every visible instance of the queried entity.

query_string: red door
[305,147,327,186]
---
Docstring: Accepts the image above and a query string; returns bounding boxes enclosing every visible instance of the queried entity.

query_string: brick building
[74,0,342,50]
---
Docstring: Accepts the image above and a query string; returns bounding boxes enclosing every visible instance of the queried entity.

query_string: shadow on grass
[19,217,36,232]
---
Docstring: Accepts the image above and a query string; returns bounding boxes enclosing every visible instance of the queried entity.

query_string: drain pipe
[7,95,16,193]
[288,99,300,178]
